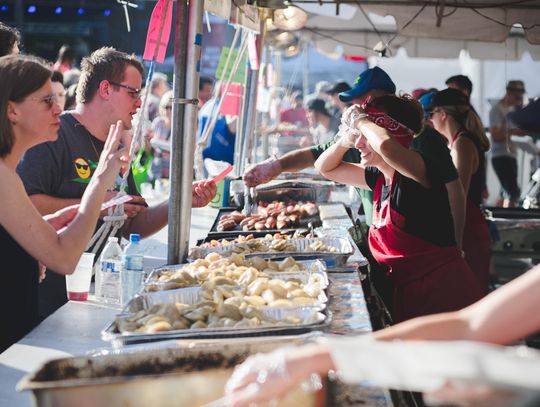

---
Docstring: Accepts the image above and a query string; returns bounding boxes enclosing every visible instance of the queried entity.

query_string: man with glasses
[17,47,216,320]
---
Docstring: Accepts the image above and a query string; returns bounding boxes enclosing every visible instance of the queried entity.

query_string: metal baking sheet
[102,302,331,347]
[207,207,321,237]
[255,180,335,203]
[139,286,203,307]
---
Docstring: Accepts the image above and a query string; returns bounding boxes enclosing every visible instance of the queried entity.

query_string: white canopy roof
[293,0,540,60]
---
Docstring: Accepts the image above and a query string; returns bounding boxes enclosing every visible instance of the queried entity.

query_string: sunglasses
[28,94,58,109]
[109,81,142,99]
[75,162,89,170]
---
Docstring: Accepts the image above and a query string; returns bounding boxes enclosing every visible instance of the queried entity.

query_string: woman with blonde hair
[0,54,128,351]
[428,88,491,292]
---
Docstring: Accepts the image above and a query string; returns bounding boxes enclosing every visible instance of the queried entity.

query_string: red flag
[343,54,366,62]
[143,0,173,63]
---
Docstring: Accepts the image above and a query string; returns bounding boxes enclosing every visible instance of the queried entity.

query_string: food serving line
[0,180,401,407]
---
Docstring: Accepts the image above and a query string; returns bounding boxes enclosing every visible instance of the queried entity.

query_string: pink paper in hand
[212,165,234,183]
[101,195,133,211]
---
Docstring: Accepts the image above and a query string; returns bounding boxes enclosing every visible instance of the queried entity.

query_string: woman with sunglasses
[0,54,128,351]
[315,95,483,323]
[428,88,491,293]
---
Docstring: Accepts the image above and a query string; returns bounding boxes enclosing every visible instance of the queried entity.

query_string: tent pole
[303,42,309,98]
[168,0,204,264]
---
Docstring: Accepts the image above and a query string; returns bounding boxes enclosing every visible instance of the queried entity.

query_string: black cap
[306,98,331,116]
[328,81,351,95]
[427,88,469,111]
[445,75,473,94]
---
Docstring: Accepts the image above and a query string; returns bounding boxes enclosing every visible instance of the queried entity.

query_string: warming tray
[18,336,327,407]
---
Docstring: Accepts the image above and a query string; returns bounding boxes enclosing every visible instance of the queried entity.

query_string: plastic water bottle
[95,237,123,305]
[121,233,145,306]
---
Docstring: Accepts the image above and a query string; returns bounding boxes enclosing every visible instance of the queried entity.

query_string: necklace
[86,131,101,161]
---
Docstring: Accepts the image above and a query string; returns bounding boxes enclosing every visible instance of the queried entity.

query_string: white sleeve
[323,336,540,393]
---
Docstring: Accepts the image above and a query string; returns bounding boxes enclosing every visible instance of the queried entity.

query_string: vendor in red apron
[427,88,491,293]
[315,94,483,322]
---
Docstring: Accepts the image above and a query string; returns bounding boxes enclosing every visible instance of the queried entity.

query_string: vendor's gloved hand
[243,157,282,187]
[225,347,322,407]
[341,104,367,131]
[225,349,290,407]
[192,180,217,208]
[335,124,362,148]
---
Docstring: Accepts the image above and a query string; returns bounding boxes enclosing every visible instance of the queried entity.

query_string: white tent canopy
[292,0,540,60]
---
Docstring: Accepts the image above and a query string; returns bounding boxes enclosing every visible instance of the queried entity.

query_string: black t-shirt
[365,165,456,247]
[410,125,458,185]
[16,112,143,319]
[18,112,141,202]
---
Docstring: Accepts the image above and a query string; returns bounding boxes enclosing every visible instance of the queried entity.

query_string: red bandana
[360,98,415,147]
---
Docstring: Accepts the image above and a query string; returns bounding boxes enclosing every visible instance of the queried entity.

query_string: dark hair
[0,22,20,57]
[199,76,214,91]
[51,70,64,84]
[56,44,75,64]
[445,75,473,95]
[369,94,423,134]
[0,54,52,157]
[76,47,144,104]
[64,83,78,111]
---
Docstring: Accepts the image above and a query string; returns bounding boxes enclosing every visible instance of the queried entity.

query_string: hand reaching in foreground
[243,157,282,187]
[225,345,327,407]
[192,180,217,208]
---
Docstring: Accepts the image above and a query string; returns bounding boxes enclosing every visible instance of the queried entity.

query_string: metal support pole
[303,43,309,98]
[168,0,203,264]
[240,64,258,172]
[261,45,271,160]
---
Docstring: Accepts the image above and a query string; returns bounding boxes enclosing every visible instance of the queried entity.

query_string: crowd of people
[2,18,540,407]
[0,23,217,351]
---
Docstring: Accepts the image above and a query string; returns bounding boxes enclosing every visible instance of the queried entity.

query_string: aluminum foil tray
[318,203,349,220]
[102,300,331,347]
[145,259,327,286]
[322,218,354,229]
[139,286,202,307]
[189,238,353,266]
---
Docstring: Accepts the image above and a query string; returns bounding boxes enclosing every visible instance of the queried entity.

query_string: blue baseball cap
[339,67,396,102]
[418,91,437,119]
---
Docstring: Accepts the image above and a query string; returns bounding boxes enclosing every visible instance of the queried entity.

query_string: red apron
[451,131,491,294]
[368,174,483,323]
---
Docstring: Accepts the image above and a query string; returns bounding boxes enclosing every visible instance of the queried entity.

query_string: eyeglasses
[28,94,58,109]
[426,109,442,119]
[108,81,142,99]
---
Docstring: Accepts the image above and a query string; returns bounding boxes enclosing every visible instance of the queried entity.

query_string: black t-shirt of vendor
[364,164,456,248]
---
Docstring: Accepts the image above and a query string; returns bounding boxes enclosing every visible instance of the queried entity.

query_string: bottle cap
[129,233,141,243]
[107,237,119,243]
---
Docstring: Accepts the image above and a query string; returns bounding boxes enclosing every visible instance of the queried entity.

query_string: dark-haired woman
[429,88,491,293]
[0,54,128,351]
[315,95,483,323]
